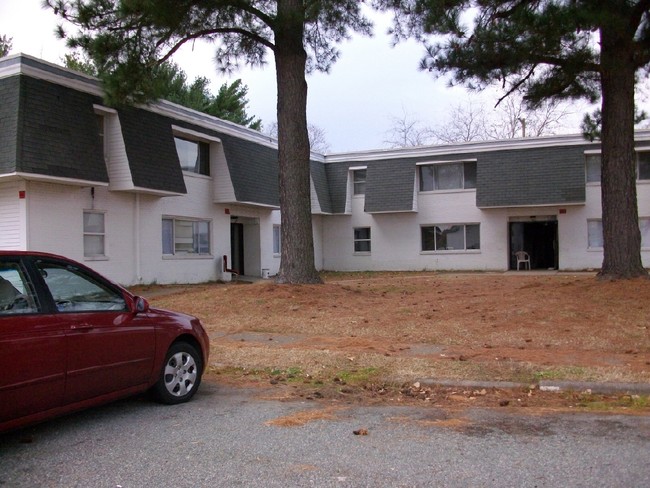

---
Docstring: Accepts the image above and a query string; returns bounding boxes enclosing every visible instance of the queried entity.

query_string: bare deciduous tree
[385,95,573,149]
[265,121,331,153]
[487,96,573,139]
[431,99,488,143]
[383,108,435,148]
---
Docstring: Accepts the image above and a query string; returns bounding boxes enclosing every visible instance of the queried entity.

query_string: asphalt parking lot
[1,380,649,487]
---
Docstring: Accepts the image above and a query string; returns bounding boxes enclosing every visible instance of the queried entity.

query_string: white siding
[140,174,226,285]
[18,172,285,285]
[0,182,26,250]
[321,181,650,273]
[24,178,227,285]
[26,182,138,282]
[558,182,650,270]
[229,204,276,278]
[638,181,650,257]
[212,142,236,203]
[310,177,322,214]
[312,215,324,271]
[322,189,492,271]
[104,112,135,191]
[12,174,650,283]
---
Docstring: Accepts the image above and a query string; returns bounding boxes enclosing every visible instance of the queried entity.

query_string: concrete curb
[419,379,650,396]
[421,379,529,390]
[538,380,650,395]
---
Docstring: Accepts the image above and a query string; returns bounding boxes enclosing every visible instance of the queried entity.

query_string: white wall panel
[0,182,26,250]
[320,184,650,273]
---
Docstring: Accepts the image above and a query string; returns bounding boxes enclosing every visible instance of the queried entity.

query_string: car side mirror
[135,296,150,314]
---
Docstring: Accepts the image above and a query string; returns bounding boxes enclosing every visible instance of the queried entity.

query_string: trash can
[261,269,270,279]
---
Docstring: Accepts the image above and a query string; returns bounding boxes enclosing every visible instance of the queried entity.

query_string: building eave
[477,201,586,210]
[1,172,109,188]
[324,131,650,163]
[0,53,103,97]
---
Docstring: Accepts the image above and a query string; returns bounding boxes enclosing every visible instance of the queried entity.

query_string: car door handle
[70,323,94,331]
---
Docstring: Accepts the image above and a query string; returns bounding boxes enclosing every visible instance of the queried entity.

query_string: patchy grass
[135,272,650,404]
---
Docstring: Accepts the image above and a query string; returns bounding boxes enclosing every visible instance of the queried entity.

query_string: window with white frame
[588,218,650,248]
[273,225,281,255]
[354,227,371,253]
[421,224,480,251]
[83,211,106,257]
[419,162,476,191]
[174,137,210,176]
[162,218,211,255]
[353,169,367,195]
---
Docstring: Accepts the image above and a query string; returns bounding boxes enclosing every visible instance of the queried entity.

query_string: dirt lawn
[134,272,650,411]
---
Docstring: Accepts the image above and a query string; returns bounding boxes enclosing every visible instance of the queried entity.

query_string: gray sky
[0,0,591,153]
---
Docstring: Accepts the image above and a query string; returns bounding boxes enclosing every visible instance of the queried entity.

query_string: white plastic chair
[515,251,531,270]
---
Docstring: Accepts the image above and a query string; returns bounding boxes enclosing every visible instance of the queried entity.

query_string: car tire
[153,342,203,405]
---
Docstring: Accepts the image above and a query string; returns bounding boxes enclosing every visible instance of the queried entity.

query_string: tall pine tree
[63,53,261,129]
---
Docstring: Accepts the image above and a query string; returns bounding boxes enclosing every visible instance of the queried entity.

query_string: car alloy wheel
[154,342,203,404]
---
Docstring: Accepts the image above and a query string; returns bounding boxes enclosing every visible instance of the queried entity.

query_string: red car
[0,251,209,433]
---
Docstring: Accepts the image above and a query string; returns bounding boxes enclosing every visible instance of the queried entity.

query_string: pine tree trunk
[273,0,322,284]
[598,22,647,279]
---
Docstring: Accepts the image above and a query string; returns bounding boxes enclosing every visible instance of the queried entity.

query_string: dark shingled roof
[364,159,416,213]
[309,159,332,213]
[0,76,19,174]
[2,76,108,183]
[1,73,187,194]
[475,145,587,207]
[324,161,351,214]
[1,57,610,212]
[218,133,280,206]
[117,106,186,194]
[325,156,428,214]
[323,143,591,213]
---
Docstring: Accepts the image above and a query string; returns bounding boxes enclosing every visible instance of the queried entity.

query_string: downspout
[135,193,142,283]
[21,181,29,250]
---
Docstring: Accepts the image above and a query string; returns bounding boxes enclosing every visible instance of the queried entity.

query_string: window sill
[182,171,212,180]
[84,256,109,261]
[420,250,481,255]
[353,252,371,256]
[163,254,214,260]
[587,180,650,186]
[419,188,476,195]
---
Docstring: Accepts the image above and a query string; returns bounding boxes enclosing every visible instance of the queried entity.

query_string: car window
[36,262,127,312]
[0,262,39,315]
